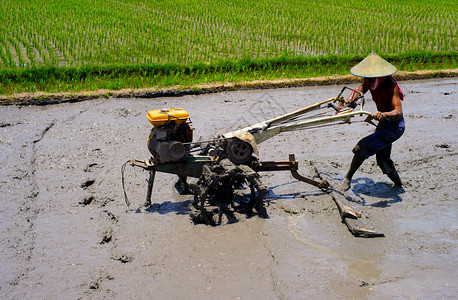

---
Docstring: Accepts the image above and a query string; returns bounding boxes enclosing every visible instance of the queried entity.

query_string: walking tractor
[123,87,377,227]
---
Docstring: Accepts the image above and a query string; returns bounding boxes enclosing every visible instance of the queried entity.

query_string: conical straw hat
[350,53,397,78]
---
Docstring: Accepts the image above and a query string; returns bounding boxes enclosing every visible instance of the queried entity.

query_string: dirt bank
[0,78,456,299]
[1,69,457,106]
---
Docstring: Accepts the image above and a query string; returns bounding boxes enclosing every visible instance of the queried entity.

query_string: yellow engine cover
[147,108,189,126]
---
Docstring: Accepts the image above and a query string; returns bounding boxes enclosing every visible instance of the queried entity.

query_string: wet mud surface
[1,78,457,299]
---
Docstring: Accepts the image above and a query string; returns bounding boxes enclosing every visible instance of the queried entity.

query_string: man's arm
[349,83,368,106]
[357,82,368,94]
[353,83,368,98]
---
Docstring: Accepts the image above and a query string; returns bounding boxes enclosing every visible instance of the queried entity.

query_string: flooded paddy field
[0,78,456,299]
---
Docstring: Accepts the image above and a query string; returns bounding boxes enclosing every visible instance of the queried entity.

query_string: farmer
[341,53,405,191]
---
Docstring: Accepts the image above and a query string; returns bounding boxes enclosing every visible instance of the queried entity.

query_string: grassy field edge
[1,68,456,106]
[1,51,457,96]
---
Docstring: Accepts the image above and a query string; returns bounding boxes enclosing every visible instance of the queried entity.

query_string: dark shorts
[354,118,405,159]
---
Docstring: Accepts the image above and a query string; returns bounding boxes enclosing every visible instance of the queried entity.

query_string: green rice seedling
[0,0,456,94]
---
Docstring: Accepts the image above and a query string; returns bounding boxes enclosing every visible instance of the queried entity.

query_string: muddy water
[0,78,457,299]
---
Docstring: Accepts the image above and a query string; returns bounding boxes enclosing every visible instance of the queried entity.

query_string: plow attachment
[123,86,384,237]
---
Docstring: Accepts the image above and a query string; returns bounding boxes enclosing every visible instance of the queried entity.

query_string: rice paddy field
[0,0,457,95]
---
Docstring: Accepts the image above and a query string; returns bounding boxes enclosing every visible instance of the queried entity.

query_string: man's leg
[387,168,402,187]
[341,152,365,191]
[376,145,402,186]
